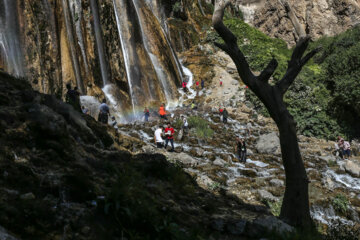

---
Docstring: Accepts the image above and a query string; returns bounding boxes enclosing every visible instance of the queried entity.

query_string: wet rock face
[236,0,360,46]
[1,0,184,112]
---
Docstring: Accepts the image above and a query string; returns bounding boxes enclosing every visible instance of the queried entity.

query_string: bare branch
[212,0,255,85]
[277,37,319,94]
[214,42,230,53]
[300,46,322,66]
[258,58,278,82]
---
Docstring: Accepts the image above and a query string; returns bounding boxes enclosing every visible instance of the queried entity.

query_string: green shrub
[208,18,360,139]
[332,194,349,214]
[265,199,282,217]
[188,116,214,139]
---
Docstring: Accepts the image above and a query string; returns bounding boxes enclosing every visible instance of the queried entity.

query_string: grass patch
[332,194,349,214]
[188,116,214,139]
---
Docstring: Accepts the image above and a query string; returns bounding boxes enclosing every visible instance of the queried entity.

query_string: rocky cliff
[236,0,360,46]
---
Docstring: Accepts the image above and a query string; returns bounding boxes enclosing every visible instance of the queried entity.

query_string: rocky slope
[235,0,360,46]
[0,70,304,240]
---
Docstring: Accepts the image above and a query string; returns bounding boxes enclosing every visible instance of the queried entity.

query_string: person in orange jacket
[159,104,167,120]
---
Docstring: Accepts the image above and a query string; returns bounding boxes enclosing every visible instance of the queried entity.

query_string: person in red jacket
[164,123,175,152]
[182,81,187,92]
[196,81,200,89]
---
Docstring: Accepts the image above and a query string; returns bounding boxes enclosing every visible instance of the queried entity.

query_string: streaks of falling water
[61,0,84,93]
[198,0,206,16]
[89,0,109,86]
[69,0,89,74]
[131,0,174,105]
[0,0,24,77]
[112,0,137,115]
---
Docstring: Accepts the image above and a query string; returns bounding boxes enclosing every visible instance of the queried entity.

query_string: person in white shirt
[154,126,164,148]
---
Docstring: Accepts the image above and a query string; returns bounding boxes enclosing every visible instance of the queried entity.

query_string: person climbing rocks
[154,126,164,148]
[201,79,205,89]
[98,99,110,124]
[342,139,351,160]
[223,108,228,123]
[182,81,187,92]
[111,116,118,130]
[65,83,81,112]
[220,80,223,87]
[182,116,189,136]
[196,80,200,89]
[144,107,150,122]
[159,104,167,120]
[81,106,89,115]
[235,137,247,163]
[191,101,197,110]
[164,123,175,152]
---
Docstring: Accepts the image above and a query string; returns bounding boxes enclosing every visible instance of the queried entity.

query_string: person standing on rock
[98,99,110,124]
[65,83,81,112]
[144,107,150,122]
[164,123,175,152]
[182,81,187,93]
[223,108,228,124]
[159,104,167,120]
[201,79,205,89]
[182,116,189,136]
[154,126,164,148]
[342,139,351,160]
[235,137,247,163]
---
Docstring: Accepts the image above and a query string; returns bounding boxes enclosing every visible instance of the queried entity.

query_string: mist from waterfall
[0,0,24,77]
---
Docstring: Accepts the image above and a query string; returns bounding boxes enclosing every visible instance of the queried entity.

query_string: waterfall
[112,0,137,114]
[131,0,174,105]
[61,0,84,93]
[89,0,109,86]
[0,0,24,77]
[69,0,89,74]
[198,0,206,16]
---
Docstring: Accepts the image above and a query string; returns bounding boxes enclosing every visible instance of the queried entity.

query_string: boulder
[168,153,200,167]
[247,216,294,238]
[257,189,278,202]
[343,160,360,177]
[256,132,280,154]
[0,225,19,240]
[213,158,227,167]
[318,155,336,164]
[20,192,35,200]
[269,179,284,187]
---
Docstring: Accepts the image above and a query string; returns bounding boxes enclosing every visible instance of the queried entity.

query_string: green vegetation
[265,199,282,217]
[207,17,360,139]
[103,155,205,240]
[188,116,214,139]
[332,194,349,214]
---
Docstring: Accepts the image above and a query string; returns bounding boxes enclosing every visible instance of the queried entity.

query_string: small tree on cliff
[212,0,321,229]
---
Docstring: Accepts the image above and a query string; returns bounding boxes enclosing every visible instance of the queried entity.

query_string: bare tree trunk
[212,0,320,229]
[277,111,311,227]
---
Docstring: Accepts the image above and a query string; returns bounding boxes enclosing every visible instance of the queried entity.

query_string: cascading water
[69,0,89,74]
[61,0,84,93]
[0,0,24,77]
[89,0,109,85]
[112,0,138,115]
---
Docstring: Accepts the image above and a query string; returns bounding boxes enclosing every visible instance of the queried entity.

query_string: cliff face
[0,0,190,118]
[236,0,360,46]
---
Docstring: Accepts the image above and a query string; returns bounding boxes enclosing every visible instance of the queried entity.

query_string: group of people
[335,136,352,160]
[154,123,175,152]
[182,79,205,93]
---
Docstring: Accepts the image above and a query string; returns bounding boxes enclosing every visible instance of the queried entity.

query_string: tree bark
[212,0,320,229]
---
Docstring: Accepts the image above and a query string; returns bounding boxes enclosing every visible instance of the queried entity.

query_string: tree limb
[277,37,319,94]
[212,0,255,85]
[258,58,278,82]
